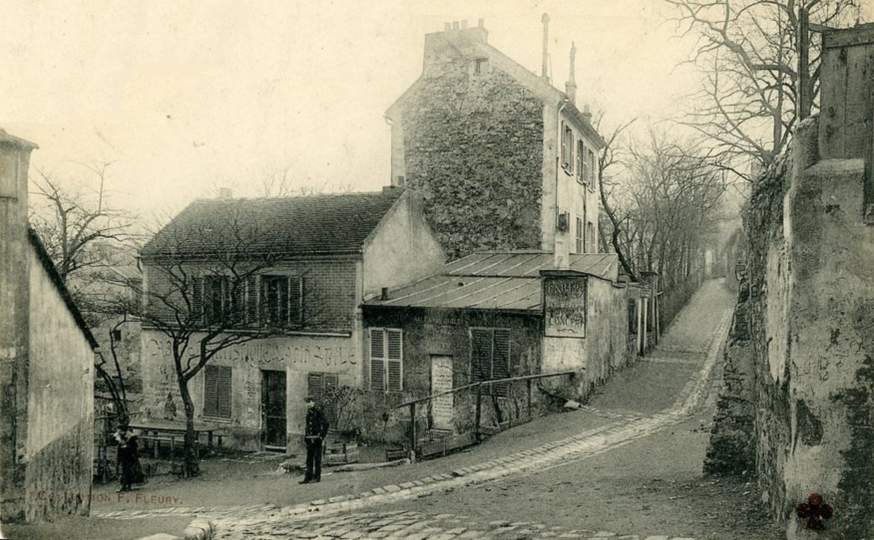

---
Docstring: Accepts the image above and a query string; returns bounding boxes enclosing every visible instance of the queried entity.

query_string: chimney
[444,22,451,31]
[218,187,233,199]
[452,21,460,30]
[380,287,389,301]
[582,104,592,123]
[565,42,577,105]
[541,13,550,81]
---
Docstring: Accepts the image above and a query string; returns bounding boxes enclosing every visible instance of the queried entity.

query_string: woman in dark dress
[114,424,143,492]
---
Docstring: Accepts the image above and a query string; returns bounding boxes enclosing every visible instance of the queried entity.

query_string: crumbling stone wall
[706,114,874,538]
[400,59,544,259]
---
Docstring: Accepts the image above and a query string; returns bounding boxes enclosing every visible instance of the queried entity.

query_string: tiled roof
[142,189,404,258]
[365,251,618,313]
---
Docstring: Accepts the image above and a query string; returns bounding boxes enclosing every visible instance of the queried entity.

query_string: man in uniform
[300,396,329,484]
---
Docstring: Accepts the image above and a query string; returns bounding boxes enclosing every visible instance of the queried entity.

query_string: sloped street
[89,279,779,539]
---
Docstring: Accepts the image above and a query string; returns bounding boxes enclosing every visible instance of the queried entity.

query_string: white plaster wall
[362,191,445,299]
[141,331,359,450]
[26,247,94,458]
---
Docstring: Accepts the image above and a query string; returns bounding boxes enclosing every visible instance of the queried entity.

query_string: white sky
[4,1,868,219]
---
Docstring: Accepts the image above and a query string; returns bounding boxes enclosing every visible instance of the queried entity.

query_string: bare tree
[119,204,312,477]
[29,163,135,282]
[665,0,863,181]
[596,116,638,279]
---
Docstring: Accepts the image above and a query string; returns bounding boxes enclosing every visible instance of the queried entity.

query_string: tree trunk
[177,376,200,477]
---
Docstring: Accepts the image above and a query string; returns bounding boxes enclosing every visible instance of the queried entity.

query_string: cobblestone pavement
[101,282,733,539]
[211,508,699,539]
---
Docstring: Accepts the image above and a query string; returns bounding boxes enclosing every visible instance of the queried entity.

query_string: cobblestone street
[89,281,775,539]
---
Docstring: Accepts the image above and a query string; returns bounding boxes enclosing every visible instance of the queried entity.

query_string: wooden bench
[139,434,178,459]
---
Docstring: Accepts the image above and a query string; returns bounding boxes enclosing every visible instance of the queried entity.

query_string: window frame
[202,364,232,420]
[469,327,511,397]
[369,327,403,393]
[259,273,304,328]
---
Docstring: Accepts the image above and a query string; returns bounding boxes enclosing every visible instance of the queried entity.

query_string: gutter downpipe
[554,98,568,263]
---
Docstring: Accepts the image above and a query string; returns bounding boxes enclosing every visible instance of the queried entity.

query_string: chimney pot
[380,287,389,301]
[541,13,550,81]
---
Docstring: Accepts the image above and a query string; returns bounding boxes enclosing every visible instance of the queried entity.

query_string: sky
[4,0,868,219]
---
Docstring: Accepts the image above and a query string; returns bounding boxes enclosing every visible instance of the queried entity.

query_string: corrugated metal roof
[366,251,618,312]
[443,251,618,280]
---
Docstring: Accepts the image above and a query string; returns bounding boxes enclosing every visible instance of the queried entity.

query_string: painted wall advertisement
[543,276,587,338]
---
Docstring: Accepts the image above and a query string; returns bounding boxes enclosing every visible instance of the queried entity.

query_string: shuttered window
[588,149,597,190]
[289,276,304,325]
[260,275,304,327]
[203,365,232,418]
[307,372,339,401]
[191,277,203,323]
[576,140,584,180]
[370,328,402,392]
[470,328,511,397]
[245,276,258,324]
[576,217,583,254]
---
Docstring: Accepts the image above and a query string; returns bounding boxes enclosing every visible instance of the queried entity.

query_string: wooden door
[261,370,287,449]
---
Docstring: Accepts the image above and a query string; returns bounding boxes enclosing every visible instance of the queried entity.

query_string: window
[260,275,303,327]
[576,217,583,254]
[370,328,403,392]
[470,328,510,396]
[561,125,574,173]
[307,372,339,402]
[576,140,584,181]
[588,149,597,190]
[474,58,488,75]
[586,222,596,253]
[111,328,122,342]
[580,143,590,184]
[203,365,232,418]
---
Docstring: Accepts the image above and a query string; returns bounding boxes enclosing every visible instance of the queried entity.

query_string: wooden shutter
[191,276,203,324]
[324,373,339,395]
[370,329,386,391]
[470,328,492,382]
[576,141,584,179]
[493,329,511,397]
[386,329,403,392]
[246,276,258,325]
[560,122,567,166]
[216,366,231,417]
[289,276,303,325]
[204,365,232,418]
[307,372,324,401]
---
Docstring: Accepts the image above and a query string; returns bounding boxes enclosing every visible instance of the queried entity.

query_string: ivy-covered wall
[399,59,545,260]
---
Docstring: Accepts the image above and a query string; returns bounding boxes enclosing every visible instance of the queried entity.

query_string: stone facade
[386,23,604,260]
[705,26,874,539]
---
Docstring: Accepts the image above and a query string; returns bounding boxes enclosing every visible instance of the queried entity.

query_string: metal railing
[393,370,580,461]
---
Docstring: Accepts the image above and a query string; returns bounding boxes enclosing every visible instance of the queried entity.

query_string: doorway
[261,370,287,450]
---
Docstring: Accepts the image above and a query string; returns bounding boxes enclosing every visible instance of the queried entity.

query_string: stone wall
[361,308,545,444]
[398,56,545,259]
[705,112,874,538]
[25,246,95,521]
